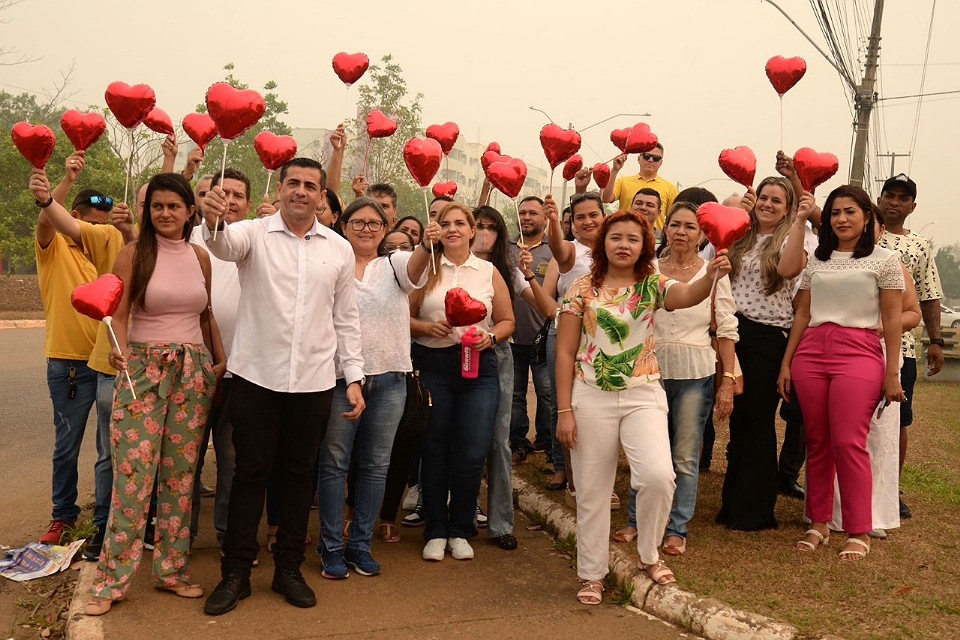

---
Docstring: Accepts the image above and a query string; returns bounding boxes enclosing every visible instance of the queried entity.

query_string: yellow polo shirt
[36,233,99,360]
[611,174,679,230]
[79,222,126,375]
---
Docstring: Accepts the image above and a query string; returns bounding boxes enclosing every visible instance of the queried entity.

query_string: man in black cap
[877,173,943,521]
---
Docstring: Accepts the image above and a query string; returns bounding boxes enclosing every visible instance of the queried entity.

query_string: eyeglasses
[82,195,114,211]
[476,223,498,231]
[569,192,602,206]
[348,219,384,232]
[641,153,663,163]
[382,242,413,253]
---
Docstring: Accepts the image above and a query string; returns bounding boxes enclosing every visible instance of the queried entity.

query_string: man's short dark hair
[72,189,109,216]
[430,195,453,206]
[279,157,325,184]
[654,142,664,153]
[367,183,398,207]
[634,188,662,207]
[519,195,544,207]
[211,168,252,200]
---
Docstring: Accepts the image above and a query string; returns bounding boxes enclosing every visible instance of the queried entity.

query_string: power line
[908,0,938,174]
[879,89,960,101]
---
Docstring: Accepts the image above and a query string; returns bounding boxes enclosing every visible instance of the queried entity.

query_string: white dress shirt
[203,213,364,393]
[415,252,495,348]
[191,226,241,376]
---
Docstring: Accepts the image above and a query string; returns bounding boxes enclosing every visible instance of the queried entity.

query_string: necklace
[663,257,700,271]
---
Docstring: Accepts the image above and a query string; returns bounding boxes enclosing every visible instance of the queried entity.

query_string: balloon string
[213,139,229,241]
[422,188,436,275]
[548,168,554,197]
[514,198,525,247]
[362,137,371,176]
[779,97,784,152]
[709,269,720,301]
[343,85,351,127]
[104,318,136,401]
[264,170,273,198]
[123,129,134,209]
[445,155,449,182]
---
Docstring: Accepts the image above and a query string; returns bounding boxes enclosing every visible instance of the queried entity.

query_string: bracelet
[722,372,737,381]
[557,408,573,414]
[35,196,54,208]
[524,274,535,282]
[929,338,945,347]
[420,240,433,254]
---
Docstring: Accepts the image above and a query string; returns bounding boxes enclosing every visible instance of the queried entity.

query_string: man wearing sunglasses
[602,142,678,232]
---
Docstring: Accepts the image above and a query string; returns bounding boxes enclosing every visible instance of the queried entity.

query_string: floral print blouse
[560,273,675,391]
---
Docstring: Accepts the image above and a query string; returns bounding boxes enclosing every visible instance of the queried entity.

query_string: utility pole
[849,0,885,188]
[875,151,911,185]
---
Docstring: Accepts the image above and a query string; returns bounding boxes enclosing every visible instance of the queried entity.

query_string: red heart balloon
[624,123,658,154]
[765,56,807,97]
[485,141,501,155]
[254,131,298,171]
[610,128,631,152]
[539,124,582,170]
[445,287,488,327]
[592,163,611,189]
[104,81,156,129]
[332,52,370,85]
[11,122,56,169]
[426,122,460,156]
[697,202,751,251]
[182,113,218,151]
[718,146,757,188]
[403,137,443,187]
[366,110,398,139]
[487,158,527,199]
[60,111,106,151]
[432,181,458,198]
[481,150,504,174]
[793,147,839,193]
[562,154,583,182]
[71,274,124,321]
[144,107,175,136]
[205,82,266,141]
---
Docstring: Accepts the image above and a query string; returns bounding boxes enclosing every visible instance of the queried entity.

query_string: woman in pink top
[86,173,225,615]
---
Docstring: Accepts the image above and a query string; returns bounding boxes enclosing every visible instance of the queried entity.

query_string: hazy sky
[3,0,958,244]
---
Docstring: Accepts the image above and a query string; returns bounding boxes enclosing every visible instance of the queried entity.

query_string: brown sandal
[156,582,204,598]
[379,522,401,543]
[612,526,638,543]
[662,535,686,556]
[576,580,604,605]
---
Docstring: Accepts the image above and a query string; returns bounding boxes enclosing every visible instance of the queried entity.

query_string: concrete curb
[65,561,103,640]
[513,475,806,640]
[0,319,45,329]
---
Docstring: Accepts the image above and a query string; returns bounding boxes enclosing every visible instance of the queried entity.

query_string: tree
[935,244,960,302]
[195,63,291,203]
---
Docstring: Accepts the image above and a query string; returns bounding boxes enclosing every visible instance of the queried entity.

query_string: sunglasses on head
[569,192,602,206]
[642,153,663,163]
[82,195,114,211]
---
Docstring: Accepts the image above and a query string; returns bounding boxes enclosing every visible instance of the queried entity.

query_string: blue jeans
[318,373,406,553]
[487,343,514,537]
[413,344,499,541]
[47,358,98,523]
[545,326,565,472]
[93,373,115,527]
[509,342,552,450]
[626,376,713,539]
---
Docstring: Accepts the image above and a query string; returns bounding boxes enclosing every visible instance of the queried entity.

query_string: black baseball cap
[881,173,917,199]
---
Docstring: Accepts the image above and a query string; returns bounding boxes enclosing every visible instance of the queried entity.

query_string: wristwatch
[348,376,366,389]
[929,338,945,347]
[488,332,498,346]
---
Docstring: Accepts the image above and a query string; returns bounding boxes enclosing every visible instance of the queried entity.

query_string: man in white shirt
[201,158,365,615]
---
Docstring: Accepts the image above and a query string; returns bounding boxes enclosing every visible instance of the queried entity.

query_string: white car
[941,304,960,329]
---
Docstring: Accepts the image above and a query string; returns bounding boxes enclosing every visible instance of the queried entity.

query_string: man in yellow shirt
[602,142,679,231]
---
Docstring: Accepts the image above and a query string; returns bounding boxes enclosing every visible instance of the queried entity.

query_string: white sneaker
[422,538,447,562]
[447,537,474,560]
[402,485,420,511]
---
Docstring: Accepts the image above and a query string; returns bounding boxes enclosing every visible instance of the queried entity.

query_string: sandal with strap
[612,526,638,543]
[796,528,830,552]
[839,537,870,561]
[156,582,204,598]
[641,560,676,585]
[84,597,112,616]
[379,522,401,543]
[662,535,686,556]
[576,580,604,605]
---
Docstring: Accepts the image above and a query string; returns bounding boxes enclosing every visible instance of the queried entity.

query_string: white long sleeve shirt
[203,213,364,393]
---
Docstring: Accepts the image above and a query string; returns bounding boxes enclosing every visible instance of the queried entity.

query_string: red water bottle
[461,327,482,379]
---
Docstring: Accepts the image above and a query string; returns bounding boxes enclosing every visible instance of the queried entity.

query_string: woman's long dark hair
[590,210,655,288]
[131,173,196,310]
[815,185,876,260]
[473,205,516,304]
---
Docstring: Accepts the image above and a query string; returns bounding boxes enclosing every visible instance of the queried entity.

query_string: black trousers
[221,376,332,577]
[777,386,807,485]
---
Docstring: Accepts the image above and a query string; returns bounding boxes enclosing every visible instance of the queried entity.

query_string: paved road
[0,328,689,639]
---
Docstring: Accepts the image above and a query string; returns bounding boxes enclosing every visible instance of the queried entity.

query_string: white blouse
[730,234,797,329]
[415,252,495,348]
[558,239,592,300]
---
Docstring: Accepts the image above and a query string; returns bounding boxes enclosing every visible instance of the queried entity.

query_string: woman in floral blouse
[555,210,730,605]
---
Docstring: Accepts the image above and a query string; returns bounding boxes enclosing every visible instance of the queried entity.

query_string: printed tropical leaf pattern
[595,307,630,347]
[593,344,643,390]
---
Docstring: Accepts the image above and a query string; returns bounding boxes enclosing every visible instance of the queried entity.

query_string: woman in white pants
[555,210,730,605]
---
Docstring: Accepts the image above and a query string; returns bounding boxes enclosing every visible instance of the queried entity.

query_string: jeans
[509,342,552,450]
[413,344,499,541]
[190,378,235,544]
[487,343,514,537]
[318,373,406,554]
[47,358,98,523]
[93,373,115,527]
[544,326,565,472]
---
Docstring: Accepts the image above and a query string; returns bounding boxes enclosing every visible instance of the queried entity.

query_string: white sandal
[796,528,829,552]
[839,537,870,560]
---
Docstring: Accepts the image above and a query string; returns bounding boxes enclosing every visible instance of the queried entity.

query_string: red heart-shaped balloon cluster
[539,123,581,170]
[432,181,458,198]
[332,52,370,85]
[71,274,124,321]
[625,123,658,154]
[793,147,839,193]
[60,111,106,151]
[205,82,266,141]
[592,163,611,189]
[182,113,218,151]
[366,110,398,139]
[104,81,156,129]
[765,56,807,97]
[426,122,460,155]
[254,131,298,171]
[11,122,56,169]
[487,158,527,199]
[485,141,501,155]
[445,287,488,327]
[697,202,751,251]
[610,128,630,153]
[481,149,504,174]
[718,146,757,188]
[562,154,583,182]
[144,108,175,136]
[403,137,443,187]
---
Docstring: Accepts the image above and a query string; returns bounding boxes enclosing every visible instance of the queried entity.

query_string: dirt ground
[0,274,43,320]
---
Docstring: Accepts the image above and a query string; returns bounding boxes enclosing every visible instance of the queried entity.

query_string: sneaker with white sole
[402,504,424,527]
[401,485,420,512]
[447,537,474,560]
[475,505,488,529]
[422,538,446,561]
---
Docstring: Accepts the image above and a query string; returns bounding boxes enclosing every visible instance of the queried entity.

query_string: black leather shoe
[779,481,805,500]
[494,534,518,550]
[271,568,316,608]
[899,498,912,519]
[204,574,251,616]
